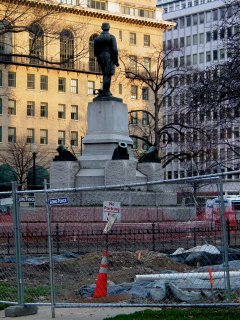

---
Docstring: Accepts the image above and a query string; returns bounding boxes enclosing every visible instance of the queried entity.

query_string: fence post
[227,219,230,246]
[218,174,231,302]
[56,223,60,255]
[152,222,155,252]
[193,228,197,247]
[44,180,55,318]
[12,181,24,305]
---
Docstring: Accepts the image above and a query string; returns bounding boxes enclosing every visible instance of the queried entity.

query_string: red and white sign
[103,201,121,222]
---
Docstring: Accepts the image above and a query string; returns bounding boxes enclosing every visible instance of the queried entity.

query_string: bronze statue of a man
[94,23,119,96]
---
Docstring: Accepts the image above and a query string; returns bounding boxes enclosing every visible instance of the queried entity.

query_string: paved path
[0,306,153,320]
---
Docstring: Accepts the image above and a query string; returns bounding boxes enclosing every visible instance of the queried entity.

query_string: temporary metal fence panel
[1,172,240,315]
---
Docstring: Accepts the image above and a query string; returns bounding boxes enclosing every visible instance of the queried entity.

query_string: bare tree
[120,47,189,160]
[0,136,50,190]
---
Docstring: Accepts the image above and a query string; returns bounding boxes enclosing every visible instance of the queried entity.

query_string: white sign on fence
[103,200,121,222]
[102,201,121,234]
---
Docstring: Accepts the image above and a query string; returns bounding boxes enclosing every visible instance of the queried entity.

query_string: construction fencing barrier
[1,172,240,317]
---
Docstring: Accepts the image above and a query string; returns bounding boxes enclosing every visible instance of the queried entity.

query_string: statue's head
[101,22,110,31]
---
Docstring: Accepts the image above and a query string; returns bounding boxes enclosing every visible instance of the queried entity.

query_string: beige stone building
[0,0,173,187]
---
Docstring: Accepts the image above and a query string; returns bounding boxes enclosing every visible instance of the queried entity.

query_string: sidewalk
[0,306,151,320]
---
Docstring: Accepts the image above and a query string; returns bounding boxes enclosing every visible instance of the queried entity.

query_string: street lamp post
[31,144,38,190]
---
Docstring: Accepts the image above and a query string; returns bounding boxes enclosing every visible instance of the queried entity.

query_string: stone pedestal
[79,98,134,169]
[50,161,80,189]
[75,97,146,188]
[105,160,137,186]
[137,163,164,191]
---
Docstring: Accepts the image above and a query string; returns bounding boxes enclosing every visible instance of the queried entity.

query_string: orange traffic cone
[93,251,108,298]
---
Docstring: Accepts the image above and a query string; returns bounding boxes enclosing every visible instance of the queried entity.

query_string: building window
[0,70,2,86]
[27,74,35,89]
[129,32,136,45]
[206,31,211,42]
[0,20,12,59]
[199,33,204,44]
[129,55,137,73]
[87,0,106,10]
[143,57,151,72]
[70,79,78,93]
[213,50,218,61]
[142,112,149,126]
[121,5,130,14]
[199,12,204,24]
[199,52,204,64]
[180,37,185,47]
[130,111,138,125]
[212,9,218,21]
[27,101,35,116]
[71,105,78,120]
[71,131,78,146]
[186,16,191,27]
[193,54,197,64]
[60,29,74,68]
[58,130,65,145]
[186,36,191,46]
[89,34,99,72]
[220,49,225,60]
[8,127,16,142]
[88,81,95,95]
[58,77,66,92]
[0,96,2,114]
[8,99,16,115]
[213,30,218,41]
[179,17,184,29]
[40,75,48,90]
[173,38,179,48]
[40,129,48,144]
[29,24,44,64]
[193,34,198,45]
[27,128,34,143]
[132,137,138,149]
[58,104,66,119]
[144,34,150,46]
[142,87,149,101]
[180,56,185,66]
[186,55,191,66]
[131,85,138,99]
[206,51,211,62]
[0,126,2,142]
[142,136,149,151]
[192,14,198,25]
[8,72,16,87]
[40,102,48,117]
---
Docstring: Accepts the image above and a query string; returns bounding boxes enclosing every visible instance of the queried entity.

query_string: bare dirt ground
[1,250,192,303]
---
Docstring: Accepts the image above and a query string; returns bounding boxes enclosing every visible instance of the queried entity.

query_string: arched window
[0,20,12,62]
[29,24,44,64]
[60,29,74,68]
[89,34,99,72]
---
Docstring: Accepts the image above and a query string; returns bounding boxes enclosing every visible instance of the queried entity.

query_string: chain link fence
[1,173,240,315]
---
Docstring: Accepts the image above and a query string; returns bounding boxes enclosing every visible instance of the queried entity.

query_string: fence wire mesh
[1,173,240,310]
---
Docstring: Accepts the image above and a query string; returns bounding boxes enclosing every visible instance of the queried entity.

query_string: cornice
[5,0,174,30]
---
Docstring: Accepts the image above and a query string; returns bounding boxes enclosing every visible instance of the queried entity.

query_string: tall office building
[0,0,173,188]
[157,0,238,181]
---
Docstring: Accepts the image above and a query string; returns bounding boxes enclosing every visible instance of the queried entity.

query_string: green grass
[104,308,240,320]
[0,282,50,303]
